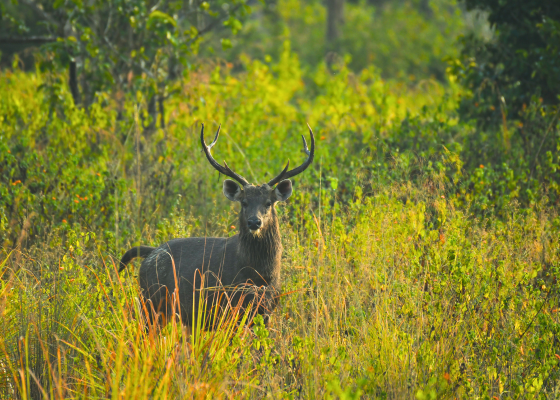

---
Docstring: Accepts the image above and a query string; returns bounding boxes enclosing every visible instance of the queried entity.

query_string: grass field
[1,49,559,399]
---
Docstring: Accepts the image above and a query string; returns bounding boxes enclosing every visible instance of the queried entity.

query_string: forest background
[0,0,559,398]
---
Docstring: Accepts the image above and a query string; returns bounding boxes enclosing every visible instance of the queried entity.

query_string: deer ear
[223,179,242,202]
[274,179,292,202]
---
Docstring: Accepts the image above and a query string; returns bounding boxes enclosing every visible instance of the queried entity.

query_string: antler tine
[267,124,315,187]
[201,124,249,186]
[301,134,310,156]
[266,160,290,187]
[208,124,221,150]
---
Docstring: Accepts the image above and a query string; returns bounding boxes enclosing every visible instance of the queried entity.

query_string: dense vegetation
[1,0,559,398]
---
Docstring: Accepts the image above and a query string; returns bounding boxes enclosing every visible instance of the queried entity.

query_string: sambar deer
[119,124,315,330]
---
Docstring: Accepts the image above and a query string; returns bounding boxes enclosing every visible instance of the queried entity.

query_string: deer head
[201,124,315,237]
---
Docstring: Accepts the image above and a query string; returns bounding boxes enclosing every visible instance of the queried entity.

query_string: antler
[201,124,250,186]
[267,124,315,186]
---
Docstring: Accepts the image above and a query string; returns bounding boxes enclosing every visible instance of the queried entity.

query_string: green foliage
[0,70,129,247]
[1,42,560,398]
[339,0,466,80]
[4,172,559,397]
[1,0,251,106]
[445,0,560,214]
[205,0,474,81]
[455,0,560,122]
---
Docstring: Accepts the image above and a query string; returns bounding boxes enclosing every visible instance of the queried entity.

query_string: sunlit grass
[0,47,558,399]
[1,177,559,398]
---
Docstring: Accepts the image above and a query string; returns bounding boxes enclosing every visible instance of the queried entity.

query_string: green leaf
[221,38,232,50]
[223,16,243,35]
[330,177,339,191]
[147,10,177,28]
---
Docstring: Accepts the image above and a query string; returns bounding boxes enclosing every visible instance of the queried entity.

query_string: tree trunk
[69,60,80,105]
[168,55,178,81]
[144,95,157,135]
[419,0,433,18]
[158,95,165,129]
[326,0,344,47]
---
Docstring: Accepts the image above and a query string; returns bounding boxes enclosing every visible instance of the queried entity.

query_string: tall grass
[1,47,559,398]
[1,174,559,398]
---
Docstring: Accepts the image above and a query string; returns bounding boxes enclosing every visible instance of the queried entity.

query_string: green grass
[1,48,559,399]
[2,185,559,398]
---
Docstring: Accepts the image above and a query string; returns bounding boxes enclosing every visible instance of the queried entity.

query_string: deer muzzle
[247,217,262,231]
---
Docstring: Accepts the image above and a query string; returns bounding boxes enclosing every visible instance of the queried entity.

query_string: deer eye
[241,200,248,207]
[266,201,272,208]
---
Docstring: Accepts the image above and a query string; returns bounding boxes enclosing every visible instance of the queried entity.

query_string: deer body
[119,125,314,329]
[123,193,283,326]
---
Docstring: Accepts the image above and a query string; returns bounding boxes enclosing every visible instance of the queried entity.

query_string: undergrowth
[1,46,559,398]
[2,180,559,398]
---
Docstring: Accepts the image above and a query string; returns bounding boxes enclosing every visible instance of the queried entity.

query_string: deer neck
[237,211,282,288]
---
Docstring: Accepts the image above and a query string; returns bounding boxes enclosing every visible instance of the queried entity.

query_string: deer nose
[247,218,262,230]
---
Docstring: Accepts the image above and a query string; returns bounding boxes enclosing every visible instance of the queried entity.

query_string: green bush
[456,0,560,121]
[446,0,560,214]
